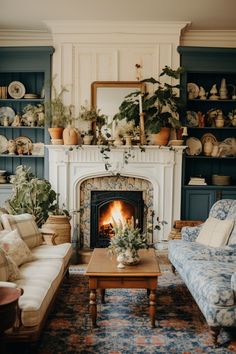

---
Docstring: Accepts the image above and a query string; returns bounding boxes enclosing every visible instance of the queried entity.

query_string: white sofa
[0,213,72,342]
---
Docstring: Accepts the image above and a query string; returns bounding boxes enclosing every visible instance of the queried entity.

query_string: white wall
[46,21,189,115]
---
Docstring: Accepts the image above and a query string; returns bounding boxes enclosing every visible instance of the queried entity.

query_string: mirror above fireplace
[91,81,145,134]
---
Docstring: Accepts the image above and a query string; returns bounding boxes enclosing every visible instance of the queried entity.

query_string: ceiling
[1,0,236,32]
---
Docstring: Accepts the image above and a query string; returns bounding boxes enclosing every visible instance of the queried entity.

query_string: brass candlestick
[139,112,146,145]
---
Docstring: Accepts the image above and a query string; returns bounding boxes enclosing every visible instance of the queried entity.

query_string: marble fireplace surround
[47,145,185,247]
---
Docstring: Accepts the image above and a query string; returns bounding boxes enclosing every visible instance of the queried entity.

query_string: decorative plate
[187,83,199,99]
[186,137,202,156]
[8,81,26,99]
[0,106,15,125]
[186,111,199,127]
[200,133,218,146]
[0,135,8,154]
[14,136,33,155]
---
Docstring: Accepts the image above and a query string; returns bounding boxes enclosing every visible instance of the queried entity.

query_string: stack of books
[188,177,207,185]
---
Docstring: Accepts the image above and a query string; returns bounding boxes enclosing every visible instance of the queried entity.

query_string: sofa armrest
[39,227,58,245]
[182,224,203,242]
[231,273,236,292]
[168,220,203,241]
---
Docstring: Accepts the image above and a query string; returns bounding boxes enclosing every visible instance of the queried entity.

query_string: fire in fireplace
[90,191,144,248]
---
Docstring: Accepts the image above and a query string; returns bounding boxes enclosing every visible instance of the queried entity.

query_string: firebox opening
[90,191,144,248]
[99,200,136,239]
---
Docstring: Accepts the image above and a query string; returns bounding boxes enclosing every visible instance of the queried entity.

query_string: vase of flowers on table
[108,223,149,268]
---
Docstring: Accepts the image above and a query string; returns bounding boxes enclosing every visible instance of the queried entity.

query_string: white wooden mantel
[46,145,185,245]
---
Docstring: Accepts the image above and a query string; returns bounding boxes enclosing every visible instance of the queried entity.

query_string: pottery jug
[204,141,213,156]
[63,127,79,145]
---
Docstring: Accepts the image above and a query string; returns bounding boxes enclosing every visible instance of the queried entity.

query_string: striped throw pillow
[1,214,43,249]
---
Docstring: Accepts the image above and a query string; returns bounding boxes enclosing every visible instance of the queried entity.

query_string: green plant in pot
[4,165,69,228]
[78,102,108,144]
[46,81,72,140]
[114,66,184,145]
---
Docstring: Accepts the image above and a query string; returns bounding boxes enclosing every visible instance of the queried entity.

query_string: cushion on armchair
[196,217,234,247]
[1,213,43,249]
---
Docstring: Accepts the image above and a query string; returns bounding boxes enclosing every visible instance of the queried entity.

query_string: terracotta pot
[44,215,71,244]
[48,127,64,140]
[63,127,79,145]
[149,127,171,146]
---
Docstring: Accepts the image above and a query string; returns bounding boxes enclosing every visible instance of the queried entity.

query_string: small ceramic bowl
[0,170,6,175]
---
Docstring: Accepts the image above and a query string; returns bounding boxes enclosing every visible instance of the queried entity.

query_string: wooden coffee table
[85,248,161,328]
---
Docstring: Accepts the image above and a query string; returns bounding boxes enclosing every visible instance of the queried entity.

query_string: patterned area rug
[13,270,234,354]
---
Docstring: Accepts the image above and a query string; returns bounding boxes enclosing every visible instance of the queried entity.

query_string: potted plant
[81,130,94,145]
[4,166,61,226]
[46,81,72,140]
[115,66,184,145]
[108,216,167,268]
[78,102,108,144]
[108,223,149,267]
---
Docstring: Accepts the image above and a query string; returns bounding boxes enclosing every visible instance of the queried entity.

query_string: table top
[85,248,161,277]
[0,287,21,306]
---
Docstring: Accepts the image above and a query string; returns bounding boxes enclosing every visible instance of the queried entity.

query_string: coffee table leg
[101,289,105,304]
[149,289,156,328]
[89,289,97,327]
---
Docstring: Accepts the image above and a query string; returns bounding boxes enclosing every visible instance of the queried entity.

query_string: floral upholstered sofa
[0,213,72,343]
[168,199,236,344]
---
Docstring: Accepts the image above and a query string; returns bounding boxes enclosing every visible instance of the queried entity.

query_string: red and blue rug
[33,271,236,354]
[7,270,236,354]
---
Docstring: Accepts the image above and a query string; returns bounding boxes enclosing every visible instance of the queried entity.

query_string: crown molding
[44,20,190,36]
[0,29,52,46]
[181,30,236,47]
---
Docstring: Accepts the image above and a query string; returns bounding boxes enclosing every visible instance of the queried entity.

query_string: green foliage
[108,224,149,256]
[4,165,69,227]
[114,66,184,133]
[78,103,108,125]
[45,78,76,128]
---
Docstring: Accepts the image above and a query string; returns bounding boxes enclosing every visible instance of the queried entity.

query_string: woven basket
[168,220,203,240]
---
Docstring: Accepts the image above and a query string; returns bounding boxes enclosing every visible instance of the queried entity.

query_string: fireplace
[46,145,185,248]
[90,191,144,248]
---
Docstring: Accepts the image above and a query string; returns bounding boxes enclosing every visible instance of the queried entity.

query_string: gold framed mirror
[91,81,145,139]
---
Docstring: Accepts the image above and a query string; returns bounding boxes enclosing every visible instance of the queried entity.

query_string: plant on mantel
[114,66,184,145]
[78,102,108,144]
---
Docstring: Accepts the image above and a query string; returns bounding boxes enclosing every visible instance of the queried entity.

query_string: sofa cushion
[196,217,234,247]
[0,247,20,281]
[1,213,43,249]
[185,260,236,307]
[0,247,9,281]
[0,229,34,266]
[15,259,64,327]
[31,243,72,271]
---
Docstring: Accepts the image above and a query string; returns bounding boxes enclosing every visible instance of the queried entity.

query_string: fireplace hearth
[90,191,144,248]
